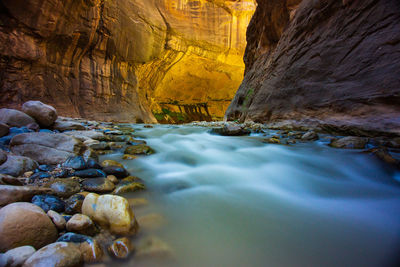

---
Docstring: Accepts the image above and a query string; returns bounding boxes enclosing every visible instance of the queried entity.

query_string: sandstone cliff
[0,0,255,122]
[226,0,400,135]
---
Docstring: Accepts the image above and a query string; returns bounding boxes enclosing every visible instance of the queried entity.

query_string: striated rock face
[226,0,400,134]
[0,0,255,123]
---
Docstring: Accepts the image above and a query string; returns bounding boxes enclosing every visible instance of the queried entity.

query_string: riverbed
[103,124,400,267]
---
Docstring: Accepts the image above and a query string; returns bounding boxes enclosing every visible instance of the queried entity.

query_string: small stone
[57,232,92,243]
[113,181,145,195]
[63,156,87,170]
[103,166,129,179]
[262,138,281,144]
[74,169,106,178]
[21,101,58,128]
[79,240,104,263]
[48,178,81,198]
[0,202,58,252]
[108,237,134,259]
[86,159,102,170]
[65,194,85,215]
[3,245,36,267]
[26,123,40,132]
[53,120,86,132]
[24,171,34,178]
[47,210,66,230]
[330,136,368,149]
[31,194,65,213]
[301,131,319,141]
[23,242,82,267]
[82,178,115,193]
[122,154,137,160]
[82,193,138,235]
[124,144,155,155]
[101,160,123,168]
[0,150,7,165]
[66,214,98,236]
[107,175,118,184]
[209,124,251,136]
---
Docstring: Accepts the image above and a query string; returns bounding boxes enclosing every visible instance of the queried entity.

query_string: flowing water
[104,125,400,267]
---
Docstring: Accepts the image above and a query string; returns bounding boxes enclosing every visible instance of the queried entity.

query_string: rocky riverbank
[0,102,172,267]
[1,101,400,267]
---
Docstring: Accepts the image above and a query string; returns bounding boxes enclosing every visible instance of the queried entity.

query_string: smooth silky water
[103,124,400,267]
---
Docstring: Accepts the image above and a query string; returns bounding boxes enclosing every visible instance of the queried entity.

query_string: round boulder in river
[21,101,58,127]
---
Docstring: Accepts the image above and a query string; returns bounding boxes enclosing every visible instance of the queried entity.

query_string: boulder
[22,242,82,267]
[0,155,38,177]
[0,185,53,207]
[66,214,97,236]
[47,210,66,230]
[0,149,7,165]
[0,122,9,137]
[0,202,58,252]
[65,194,85,215]
[3,246,36,267]
[63,131,106,142]
[10,132,85,165]
[82,178,115,193]
[53,120,86,132]
[82,193,138,235]
[209,124,250,136]
[301,131,319,141]
[103,166,129,179]
[330,136,368,149]
[0,109,35,128]
[62,156,87,170]
[21,101,58,127]
[73,169,106,178]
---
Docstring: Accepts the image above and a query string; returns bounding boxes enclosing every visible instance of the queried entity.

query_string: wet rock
[47,210,66,230]
[0,149,7,165]
[48,178,81,198]
[82,178,115,193]
[103,166,129,179]
[37,165,54,172]
[106,175,118,184]
[330,136,368,149]
[262,138,281,144]
[124,144,154,155]
[0,123,9,137]
[82,193,138,235]
[113,180,145,195]
[65,194,85,215]
[127,138,147,146]
[82,148,98,162]
[137,213,166,231]
[23,242,83,267]
[57,232,92,243]
[21,101,58,128]
[27,172,52,183]
[0,174,25,186]
[135,236,174,260]
[63,156,87,170]
[3,245,36,267]
[101,160,123,168]
[0,202,58,252]
[0,185,53,207]
[0,155,38,177]
[53,120,86,132]
[301,131,319,141]
[0,109,35,128]
[74,169,106,178]
[31,194,65,213]
[66,214,98,236]
[108,237,134,259]
[86,159,102,170]
[10,133,85,165]
[122,154,137,160]
[26,123,40,132]
[63,131,106,142]
[79,239,104,263]
[209,124,250,136]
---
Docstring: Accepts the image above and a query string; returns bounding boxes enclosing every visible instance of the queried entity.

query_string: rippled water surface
[105,125,400,267]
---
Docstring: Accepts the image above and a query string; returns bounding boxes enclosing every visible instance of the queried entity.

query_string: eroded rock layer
[226,0,400,134]
[0,0,255,123]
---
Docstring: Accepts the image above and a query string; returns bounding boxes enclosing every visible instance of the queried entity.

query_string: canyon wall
[226,0,400,134]
[0,0,255,123]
